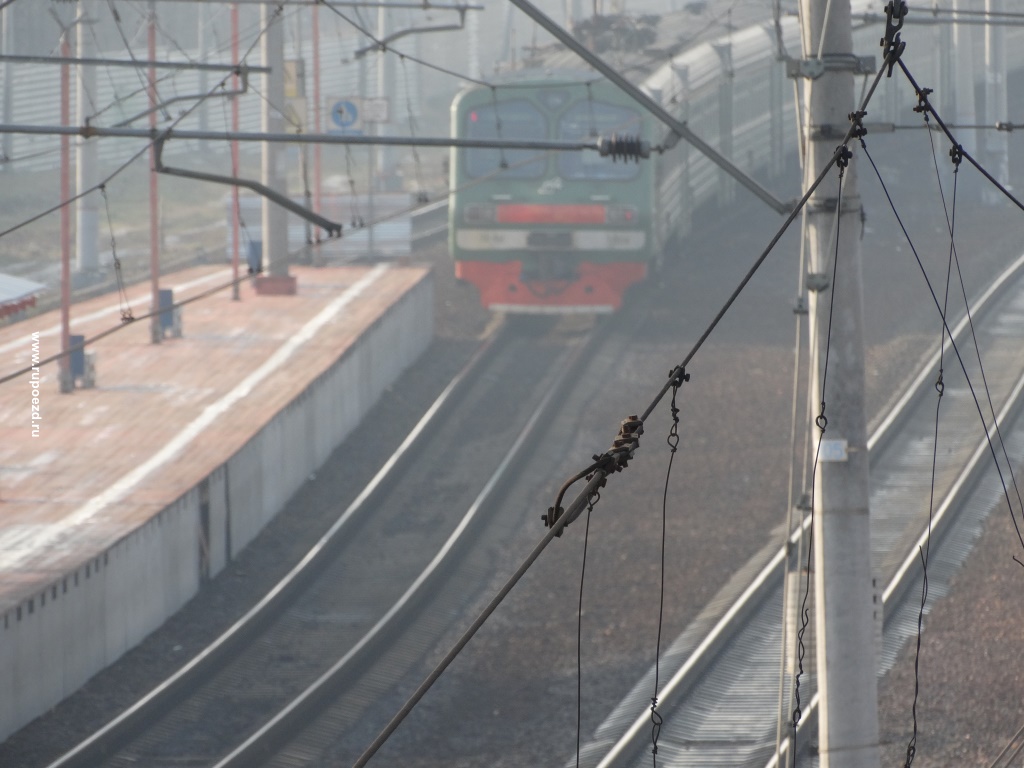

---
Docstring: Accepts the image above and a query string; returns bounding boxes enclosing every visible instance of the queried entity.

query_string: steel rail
[44,314,509,768]
[592,251,1024,768]
[770,309,1024,768]
[218,318,609,767]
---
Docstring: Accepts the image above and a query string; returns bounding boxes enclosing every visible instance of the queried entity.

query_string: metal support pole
[258,3,293,291]
[60,33,73,393]
[198,2,209,134]
[375,3,387,184]
[984,0,1009,202]
[360,35,375,258]
[799,0,879,765]
[76,1,99,275]
[952,0,977,155]
[231,2,241,299]
[312,4,322,223]
[1,1,13,167]
[149,0,162,344]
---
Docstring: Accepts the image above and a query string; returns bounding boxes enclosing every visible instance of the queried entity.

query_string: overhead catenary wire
[575,498,596,768]
[857,130,1024,558]
[896,58,1024,214]
[790,141,852,762]
[107,0,171,121]
[320,0,493,89]
[901,116,959,768]
[353,39,898,768]
[352,471,609,768]
[0,4,283,240]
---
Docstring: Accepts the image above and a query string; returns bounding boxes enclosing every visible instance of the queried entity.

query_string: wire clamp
[542,506,565,536]
[848,110,868,140]
[913,87,933,115]
[949,144,963,168]
[881,1,908,76]
[667,365,690,389]
[590,415,644,477]
[836,145,853,170]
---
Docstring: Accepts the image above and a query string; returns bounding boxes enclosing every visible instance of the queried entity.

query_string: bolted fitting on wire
[542,505,565,535]
[605,415,644,473]
[849,110,867,140]
[881,1,907,77]
[913,87,933,115]
[836,145,853,170]
[598,134,650,163]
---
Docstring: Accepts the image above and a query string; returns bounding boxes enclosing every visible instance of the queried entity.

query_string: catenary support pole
[984,0,1009,204]
[76,1,99,275]
[198,2,209,134]
[952,0,977,155]
[799,0,880,765]
[231,2,241,300]
[148,0,162,344]
[258,3,293,292]
[60,31,73,393]
[1,1,13,168]
[312,3,322,224]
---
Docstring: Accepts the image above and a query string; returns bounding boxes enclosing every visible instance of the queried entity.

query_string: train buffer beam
[786,54,876,80]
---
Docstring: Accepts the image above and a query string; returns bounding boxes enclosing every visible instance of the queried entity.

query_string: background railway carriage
[448,76,658,313]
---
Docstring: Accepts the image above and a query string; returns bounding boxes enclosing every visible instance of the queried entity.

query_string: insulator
[598,133,650,163]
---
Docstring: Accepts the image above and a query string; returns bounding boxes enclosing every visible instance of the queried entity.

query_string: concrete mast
[76,1,99,275]
[1,1,13,167]
[257,4,294,294]
[799,0,880,765]
[984,0,1009,204]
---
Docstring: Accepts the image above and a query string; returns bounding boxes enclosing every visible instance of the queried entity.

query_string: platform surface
[0,263,428,610]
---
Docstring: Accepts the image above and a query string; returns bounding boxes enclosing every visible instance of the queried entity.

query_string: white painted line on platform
[0,268,233,358]
[0,265,390,571]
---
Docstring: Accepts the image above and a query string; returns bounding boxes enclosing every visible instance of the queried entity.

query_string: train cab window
[557,102,642,181]
[464,100,547,179]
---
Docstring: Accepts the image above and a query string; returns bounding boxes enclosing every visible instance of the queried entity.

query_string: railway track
[45,293,609,768]
[576,252,1024,768]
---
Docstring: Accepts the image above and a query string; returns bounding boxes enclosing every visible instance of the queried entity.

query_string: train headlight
[606,205,639,225]
[463,203,497,224]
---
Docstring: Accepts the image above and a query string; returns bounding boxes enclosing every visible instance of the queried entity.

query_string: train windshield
[557,101,642,181]
[464,100,547,179]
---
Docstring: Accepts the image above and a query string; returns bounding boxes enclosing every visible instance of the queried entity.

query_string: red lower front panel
[455,260,647,313]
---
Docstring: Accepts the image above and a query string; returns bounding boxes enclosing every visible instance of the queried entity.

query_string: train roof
[504,0,779,86]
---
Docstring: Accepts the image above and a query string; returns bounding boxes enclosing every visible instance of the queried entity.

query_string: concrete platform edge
[0,271,434,742]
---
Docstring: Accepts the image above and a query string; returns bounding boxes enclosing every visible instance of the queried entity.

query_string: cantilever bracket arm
[153,136,344,237]
[116,69,253,128]
[354,12,468,58]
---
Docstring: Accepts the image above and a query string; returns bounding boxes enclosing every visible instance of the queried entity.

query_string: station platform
[0,262,433,741]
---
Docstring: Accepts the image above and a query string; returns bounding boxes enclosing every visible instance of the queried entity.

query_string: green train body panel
[448,76,659,269]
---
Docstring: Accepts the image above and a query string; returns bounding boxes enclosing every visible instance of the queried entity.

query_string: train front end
[449,79,655,314]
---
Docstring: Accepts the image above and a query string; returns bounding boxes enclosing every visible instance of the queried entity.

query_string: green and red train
[448,75,657,314]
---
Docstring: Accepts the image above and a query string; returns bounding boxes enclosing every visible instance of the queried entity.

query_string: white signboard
[362,97,389,124]
[818,438,849,462]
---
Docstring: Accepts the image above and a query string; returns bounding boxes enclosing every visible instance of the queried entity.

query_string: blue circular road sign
[331,100,358,128]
